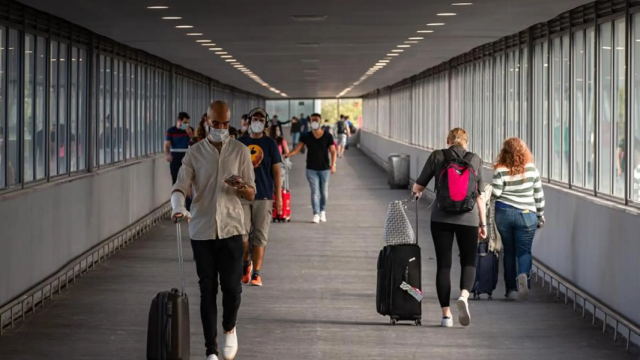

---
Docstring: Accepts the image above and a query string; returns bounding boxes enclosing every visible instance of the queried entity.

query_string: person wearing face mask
[238,108,283,287]
[238,114,250,138]
[172,101,256,360]
[165,112,194,183]
[285,113,337,224]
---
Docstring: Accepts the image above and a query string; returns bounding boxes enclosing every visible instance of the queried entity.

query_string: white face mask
[251,121,265,133]
[310,122,321,130]
[209,129,229,143]
[241,125,248,132]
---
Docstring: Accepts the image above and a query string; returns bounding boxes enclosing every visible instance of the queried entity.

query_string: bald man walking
[171,100,256,360]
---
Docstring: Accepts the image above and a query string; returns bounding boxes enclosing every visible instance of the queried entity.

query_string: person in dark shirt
[238,107,282,287]
[165,112,193,209]
[290,117,301,149]
[285,113,337,224]
[238,114,250,138]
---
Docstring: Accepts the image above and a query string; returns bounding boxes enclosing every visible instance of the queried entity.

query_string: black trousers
[170,152,191,210]
[191,236,244,356]
[430,221,478,308]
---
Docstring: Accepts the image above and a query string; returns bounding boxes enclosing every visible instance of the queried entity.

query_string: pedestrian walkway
[0,148,635,360]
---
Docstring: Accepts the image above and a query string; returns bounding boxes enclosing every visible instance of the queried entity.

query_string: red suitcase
[273,163,291,222]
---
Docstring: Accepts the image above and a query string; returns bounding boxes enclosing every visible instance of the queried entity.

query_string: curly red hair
[495,137,533,175]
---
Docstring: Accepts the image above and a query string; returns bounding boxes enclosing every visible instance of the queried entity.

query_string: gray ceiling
[20,0,591,99]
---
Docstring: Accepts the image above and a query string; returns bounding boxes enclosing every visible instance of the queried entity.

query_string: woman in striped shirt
[492,138,545,301]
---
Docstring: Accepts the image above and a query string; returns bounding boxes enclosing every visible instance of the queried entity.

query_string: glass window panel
[0,27,5,188]
[551,37,562,180]
[70,48,78,172]
[585,28,596,189]
[521,46,529,144]
[50,41,59,176]
[58,43,68,174]
[515,49,521,138]
[561,35,570,182]
[613,19,626,198]
[104,57,112,164]
[35,37,46,179]
[632,14,640,202]
[572,30,586,188]
[6,29,20,186]
[118,60,124,161]
[24,34,35,182]
[599,22,613,194]
[78,49,87,171]
[98,55,104,166]
[494,54,505,157]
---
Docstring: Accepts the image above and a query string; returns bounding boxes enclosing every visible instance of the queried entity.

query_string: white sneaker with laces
[456,296,471,326]
[312,214,320,223]
[517,274,529,301]
[221,328,238,360]
[319,211,327,222]
[441,316,453,327]
[206,355,219,360]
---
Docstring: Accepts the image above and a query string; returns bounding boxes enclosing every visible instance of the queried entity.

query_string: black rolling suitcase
[146,221,190,360]
[376,199,422,326]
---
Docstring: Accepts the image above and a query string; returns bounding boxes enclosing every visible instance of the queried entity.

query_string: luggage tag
[400,281,423,302]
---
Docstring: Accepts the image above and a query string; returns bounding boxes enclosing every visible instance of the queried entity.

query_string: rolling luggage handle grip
[175,217,186,296]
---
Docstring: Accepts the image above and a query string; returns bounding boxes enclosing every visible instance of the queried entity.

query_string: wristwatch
[479,224,486,228]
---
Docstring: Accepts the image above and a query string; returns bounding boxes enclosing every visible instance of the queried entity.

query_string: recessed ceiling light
[208,48,223,50]
[220,55,232,58]
[397,45,411,48]
[387,53,399,56]
[241,69,251,72]
[281,93,288,97]
[234,65,243,68]
[417,30,434,33]
[215,51,227,54]
[203,44,218,47]
[427,23,445,26]
[405,41,418,44]
[375,63,387,66]
[187,33,203,36]
[409,37,424,40]
[291,15,328,21]
[162,17,182,20]
[392,49,404,52]
[147,6,169,9]
[231,62,240,65]
[225,59,236,62]
[379,60,390,63]
[175,25,193,28]
[451,2,473,5]
[196,40,212,43]
[437,13,457,16]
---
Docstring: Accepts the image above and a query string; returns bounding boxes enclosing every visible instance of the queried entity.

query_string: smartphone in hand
[224,174,245,188]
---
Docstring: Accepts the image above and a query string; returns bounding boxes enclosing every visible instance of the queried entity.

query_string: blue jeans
[305,169,330,215]
[291,132,301,149]
[494,203,538,292]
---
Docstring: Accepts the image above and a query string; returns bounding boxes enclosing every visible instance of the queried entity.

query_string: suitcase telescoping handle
[174,216,186,296]
[402,194,420,245]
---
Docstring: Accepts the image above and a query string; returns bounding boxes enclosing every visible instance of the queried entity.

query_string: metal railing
[532,260,640,351]
[0,202,171,335]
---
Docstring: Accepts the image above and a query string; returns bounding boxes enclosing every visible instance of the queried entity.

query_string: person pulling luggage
[411,128,486,327]
[171,100,256,360]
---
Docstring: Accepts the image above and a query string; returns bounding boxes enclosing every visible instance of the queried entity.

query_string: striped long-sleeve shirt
[491,163,545,217]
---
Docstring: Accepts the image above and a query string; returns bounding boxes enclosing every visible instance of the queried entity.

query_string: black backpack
[435,149,479,213]
[337,120,346,134]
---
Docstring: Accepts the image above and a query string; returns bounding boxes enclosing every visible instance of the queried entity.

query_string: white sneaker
[319,211,327,222]
[312,214,320,224]
[441,316,453,327]
[456,296,471,326]
[517,274,529,301]
[221,328,238,360]
[206,355,219,360]
[506,291,518,300]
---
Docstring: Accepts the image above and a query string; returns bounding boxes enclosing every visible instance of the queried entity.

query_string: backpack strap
[462,152,474,162]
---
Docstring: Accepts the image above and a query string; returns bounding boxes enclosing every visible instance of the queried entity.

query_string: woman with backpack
[491,137,545,302]
[411,128,487,328]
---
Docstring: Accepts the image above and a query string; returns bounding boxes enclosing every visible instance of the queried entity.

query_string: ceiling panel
[19,0,592,98]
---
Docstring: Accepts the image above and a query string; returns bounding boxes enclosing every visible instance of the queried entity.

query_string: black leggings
[430,221,478,308]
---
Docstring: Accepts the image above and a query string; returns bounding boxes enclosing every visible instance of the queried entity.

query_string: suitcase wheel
[415,319,422,326]
[390,318,397,326]
[286,218,291,222]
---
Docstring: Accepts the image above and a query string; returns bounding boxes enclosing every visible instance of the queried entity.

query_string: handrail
[532,259,640,351]
[0,202,171,335]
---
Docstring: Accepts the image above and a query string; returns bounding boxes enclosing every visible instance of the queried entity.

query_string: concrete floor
[0,148,637,360]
